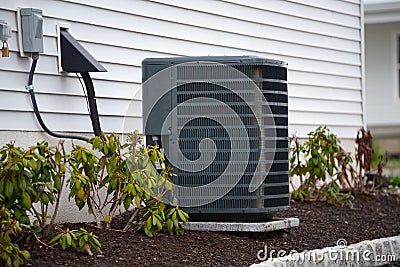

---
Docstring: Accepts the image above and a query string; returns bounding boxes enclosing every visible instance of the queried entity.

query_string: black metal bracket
[59,29,107,137]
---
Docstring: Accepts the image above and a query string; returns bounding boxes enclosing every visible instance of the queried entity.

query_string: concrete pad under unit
[182,218,299,232]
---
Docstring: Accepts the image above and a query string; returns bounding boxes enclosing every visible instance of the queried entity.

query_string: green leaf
[65,234,72,247]
[81,151,87,163]
[61,236,67,250]
[21,191,32,209]
[54,177,61,191]
[79,236,86,250]
[177,209,187,222]
[49,232,63,245]
[156,219,162,230]
[134,196,141,208]
[20,215,30,224]
[77,187,85,201]
[327,164,334,176]
[124,196,132,211]
[13,257,22,267]
[156,150,164,161]
[312,157,318,166]
[5,180,13,198]
[41,193,50,205]
[18,177,27,191]
[14,207,22,220]
[166,219,173,235]
[173,218,179,228]
[20,250,30,260]
[71,238,77,249]
[144,226,153,237]
[92,137,101,150]
[54,151,61,163]
[150,151,157,163]
[92,237,101,249]
[46,182,56,193]
[33,151,46,161]
[146,216,152,230]
[172,211,177,221]
[181,210,189,220]
[124,183,134,194]
[0,178,4,195]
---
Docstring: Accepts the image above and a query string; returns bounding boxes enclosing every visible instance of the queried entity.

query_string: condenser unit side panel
[142,62,175,135]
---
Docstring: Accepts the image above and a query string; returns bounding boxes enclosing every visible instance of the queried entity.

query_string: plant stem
[123,208,140,231]
[50,172,64,226]
[31,206,43,229]
[89,198,102,227]
[105,201,119,229]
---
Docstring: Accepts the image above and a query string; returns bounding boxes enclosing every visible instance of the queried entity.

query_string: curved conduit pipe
[79,72,102,137]
[27,53,90,142]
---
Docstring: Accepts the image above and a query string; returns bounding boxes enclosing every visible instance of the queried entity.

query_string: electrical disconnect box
[20,8,44,53]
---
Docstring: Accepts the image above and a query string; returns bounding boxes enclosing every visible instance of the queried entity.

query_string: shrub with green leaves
[0,133,187,266]
[0,142,38,225]
[289,126,354,204]
[0,204,30,267]
[0,141,66,228]
[68,132,188,236]
[0,141,67,266]
[49,227,101,255]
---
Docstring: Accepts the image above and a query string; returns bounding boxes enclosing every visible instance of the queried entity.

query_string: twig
[31,206,43,229]
[32,232,54,249]
[123,208,140,231]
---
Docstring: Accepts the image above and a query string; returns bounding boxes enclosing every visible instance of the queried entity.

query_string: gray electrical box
[20,8,44,53]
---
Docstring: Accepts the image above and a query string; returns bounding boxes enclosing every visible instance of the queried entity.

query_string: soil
[23,193,400,267]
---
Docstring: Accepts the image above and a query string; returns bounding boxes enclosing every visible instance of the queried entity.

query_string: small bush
[0,141,67,228]
[0,205,30,267]
[289,126,354,204]
[67,132,188,236]
[49,227,101,255]
[0,133,187,266]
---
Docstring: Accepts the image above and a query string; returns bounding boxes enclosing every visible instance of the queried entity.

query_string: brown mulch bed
[23,193,400,266]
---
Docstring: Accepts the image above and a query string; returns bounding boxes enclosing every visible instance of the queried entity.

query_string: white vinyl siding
[0,0,363,138]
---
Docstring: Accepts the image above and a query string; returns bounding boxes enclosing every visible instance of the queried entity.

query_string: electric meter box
[20,8,44,53]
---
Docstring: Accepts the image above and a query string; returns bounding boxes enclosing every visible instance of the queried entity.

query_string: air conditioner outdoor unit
[142,56,289,221]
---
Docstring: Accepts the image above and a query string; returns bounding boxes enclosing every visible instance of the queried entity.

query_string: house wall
[365,22,400,155]
[1,0,363,141]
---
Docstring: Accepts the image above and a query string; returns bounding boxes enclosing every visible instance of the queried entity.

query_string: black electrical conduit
[80,72,102,137]
[27,53,90,142]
